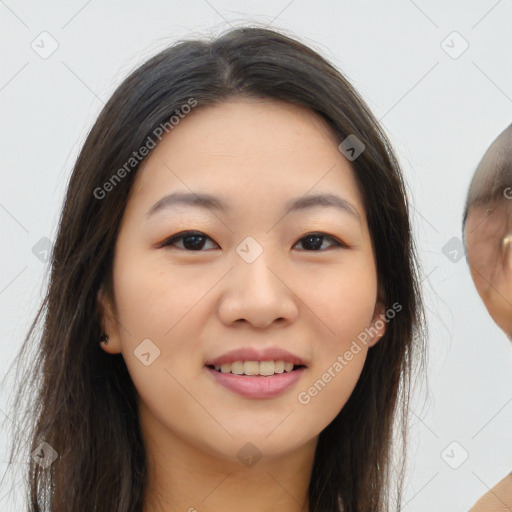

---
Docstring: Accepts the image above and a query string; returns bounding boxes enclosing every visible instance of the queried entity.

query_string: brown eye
[159,231,347,252]
[294,233,346,251]
[160,231,218,251]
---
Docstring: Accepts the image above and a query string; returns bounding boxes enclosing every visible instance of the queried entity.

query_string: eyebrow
[145,191,361,223]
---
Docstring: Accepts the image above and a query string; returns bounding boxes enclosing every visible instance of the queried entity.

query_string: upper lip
[204,347,308,367]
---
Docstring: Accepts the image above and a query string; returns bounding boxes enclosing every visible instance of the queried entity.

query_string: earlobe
[97,288,122,354]
[99,334,114,354]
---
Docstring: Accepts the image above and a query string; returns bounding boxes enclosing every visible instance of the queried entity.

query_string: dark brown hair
[7,25,426,512]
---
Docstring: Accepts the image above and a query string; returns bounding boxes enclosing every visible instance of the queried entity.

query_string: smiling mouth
[205,361,306,376]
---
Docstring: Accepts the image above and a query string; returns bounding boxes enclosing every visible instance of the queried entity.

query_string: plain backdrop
[1,1,511,510]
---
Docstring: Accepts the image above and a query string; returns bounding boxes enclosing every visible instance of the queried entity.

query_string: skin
[464,200,512,338]
[470,473,512,512]
[98,98,387,512]
[465,200,512,511]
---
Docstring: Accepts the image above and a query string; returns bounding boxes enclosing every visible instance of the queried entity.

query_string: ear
[503,232,512,270]
[97,287,122,354]
[367,300,388,348]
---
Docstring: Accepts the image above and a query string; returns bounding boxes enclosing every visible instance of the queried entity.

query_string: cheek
[302,255,378,345]
[296,351,367,430]
[109,246,200,393]
[291,258,377,425]
[112,245,214,343]
[112,254,214,450]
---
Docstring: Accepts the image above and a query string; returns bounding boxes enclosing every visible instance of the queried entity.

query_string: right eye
[159,231,219,251]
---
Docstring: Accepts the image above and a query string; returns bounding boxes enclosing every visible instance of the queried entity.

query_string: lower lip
[205,366,306,399]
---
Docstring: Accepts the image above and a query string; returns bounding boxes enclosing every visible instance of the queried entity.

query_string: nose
[217,251,299,329]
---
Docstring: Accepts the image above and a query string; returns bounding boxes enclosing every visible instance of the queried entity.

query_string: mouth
[205,361,307,377]
[204,362,307,399]
[203,347,308,398]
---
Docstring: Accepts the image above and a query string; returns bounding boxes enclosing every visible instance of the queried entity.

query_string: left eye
[159,231,346,251]
[295,233,346,251]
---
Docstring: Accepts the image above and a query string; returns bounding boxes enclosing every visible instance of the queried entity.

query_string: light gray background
[1,1,511,510]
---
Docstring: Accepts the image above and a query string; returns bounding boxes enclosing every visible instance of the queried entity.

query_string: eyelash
[159,231,348,252]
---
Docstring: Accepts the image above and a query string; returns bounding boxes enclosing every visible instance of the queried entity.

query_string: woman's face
[465,199,512,338]
[99,98,386,464]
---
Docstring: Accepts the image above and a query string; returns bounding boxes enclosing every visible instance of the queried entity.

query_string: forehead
[129,98,366,218]
[141,98,342,168]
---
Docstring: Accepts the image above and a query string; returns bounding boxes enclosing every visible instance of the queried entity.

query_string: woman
[8,26,426,511]
[463,123,512,511]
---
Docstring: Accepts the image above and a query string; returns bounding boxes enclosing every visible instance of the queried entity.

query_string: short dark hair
[462,123,512,233]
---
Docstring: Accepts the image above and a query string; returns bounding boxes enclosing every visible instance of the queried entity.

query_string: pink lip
[204,346,308,367]
[205,366,306,399]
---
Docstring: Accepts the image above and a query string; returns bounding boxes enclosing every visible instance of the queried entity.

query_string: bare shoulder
[470,473,512,511]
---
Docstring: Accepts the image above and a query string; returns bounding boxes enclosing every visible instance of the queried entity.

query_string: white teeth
[231,361,244,374]
[243,361,259,375]
[274,360,285,373]
[210,359,300,376]
[259,361,274,376]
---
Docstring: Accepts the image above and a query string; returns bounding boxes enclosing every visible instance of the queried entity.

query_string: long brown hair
[6,25,426,512]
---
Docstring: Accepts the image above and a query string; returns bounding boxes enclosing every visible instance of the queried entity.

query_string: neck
[140,409,317,512]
